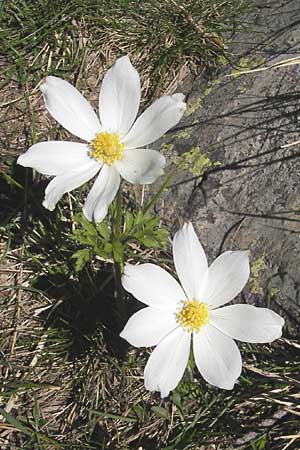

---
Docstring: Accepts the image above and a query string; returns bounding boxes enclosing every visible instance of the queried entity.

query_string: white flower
[120,223,284,398]
[17,56,186,222]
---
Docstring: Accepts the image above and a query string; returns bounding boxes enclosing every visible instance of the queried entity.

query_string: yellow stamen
[89,132,124,165]
[176,299,209,332]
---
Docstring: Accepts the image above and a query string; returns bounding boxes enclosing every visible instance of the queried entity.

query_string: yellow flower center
[176,300,209,332]
[89,132,124,165]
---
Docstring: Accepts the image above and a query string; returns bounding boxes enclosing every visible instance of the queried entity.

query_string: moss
[249,254,268,295]
[173,146,219,177]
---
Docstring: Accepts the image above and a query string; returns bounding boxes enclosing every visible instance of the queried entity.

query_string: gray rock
[154,0,300,334]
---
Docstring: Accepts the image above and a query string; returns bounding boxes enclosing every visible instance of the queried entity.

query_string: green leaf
[151,406,169,419]
[130,404,145,422]
[258,434,268,450]
[138,235,160,248]
[2,172,24,190]
[71,231,97,247]
[134,210,148,226]
[72,248,92,271]
[144,216,160,229]
[112,241,123,264]
[171,391,182,408]
[97,222,110,240]
[124,211,134,233]
[102,242,113,256]
[72,213,104,253]
[74,213,98,238]
[0,406,62,446]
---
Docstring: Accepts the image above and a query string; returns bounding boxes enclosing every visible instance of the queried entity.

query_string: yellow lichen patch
[175,130,190,139]
[89,132,124,165]
[216,55,228,66]
[160,142,175,156]
[249,254,268,295]
[203,78,221,97]
[173,146,220,177]
[231,56,266,78]
[185,96,202,116]
[176,300,209,332]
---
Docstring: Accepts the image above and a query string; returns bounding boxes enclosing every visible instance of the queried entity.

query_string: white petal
[120,307,178,347]
[17,141,91,176]
[123,93,186,149]
[201,251,250,308]
[144,327,191,398]
[210,304,284,343]
[115,148,165,184]
[173,222,208,299]
[40,76,101,141]
[193,325,242,390]
[43,161,99,211]
[122,263,186,310]
[83,164,120,223]
[99,56,140,135]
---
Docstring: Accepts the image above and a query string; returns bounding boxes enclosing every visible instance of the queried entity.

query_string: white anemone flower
[17,56,186,222]
[120,222,284,398]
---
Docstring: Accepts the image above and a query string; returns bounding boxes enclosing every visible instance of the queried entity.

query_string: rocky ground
[156,0,300,336]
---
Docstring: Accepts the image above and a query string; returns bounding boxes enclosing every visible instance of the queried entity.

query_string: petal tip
[119,329,127,341]
[16,154,26,166]
[216,376,239,390]
[45,75,59,84]
[42,198,55,212]
[40,78,52,94]
[225,380,237,390]
[83,205,106,224]
[82,206,92,222]
[118,54,131,64]
[144,381,170,398]
[233,249,250,264]
[172,93,185,103]
[39,83,46,94]
[160,390,170,399]
[276,329,283,340]
[186,221,194,231]
[121,264,135,289]
[40,76,60,94]
[123,263,135,277]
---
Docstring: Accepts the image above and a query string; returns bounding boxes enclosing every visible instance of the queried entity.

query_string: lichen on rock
[173,146,219,177]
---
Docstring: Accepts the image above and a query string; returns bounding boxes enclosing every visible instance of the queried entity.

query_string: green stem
[113,259,125,309]
[143,172,174,214]
[115,187,123,240]
[113,189,126,322]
